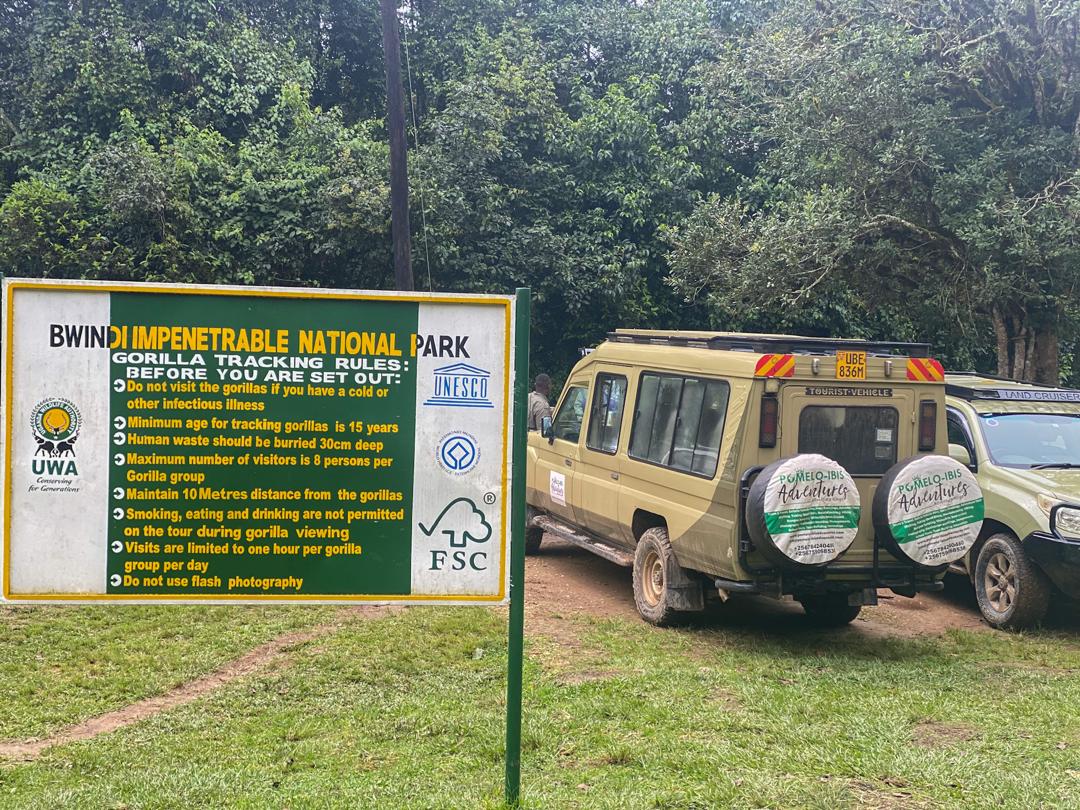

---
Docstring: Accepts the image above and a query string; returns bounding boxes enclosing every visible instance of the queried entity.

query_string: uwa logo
[30,397,81,478]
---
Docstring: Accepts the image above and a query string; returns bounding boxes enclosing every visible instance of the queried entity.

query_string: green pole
[505,287,530,807]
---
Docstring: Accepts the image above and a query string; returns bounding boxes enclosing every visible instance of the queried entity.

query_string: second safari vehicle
[946,374,1080,629]
[526,331,985,626]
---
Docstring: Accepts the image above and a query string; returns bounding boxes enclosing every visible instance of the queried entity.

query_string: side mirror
[540,416,553,441]
[948,442,972,467]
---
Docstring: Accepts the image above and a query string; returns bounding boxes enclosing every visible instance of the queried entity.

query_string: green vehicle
[946,374,1080,628]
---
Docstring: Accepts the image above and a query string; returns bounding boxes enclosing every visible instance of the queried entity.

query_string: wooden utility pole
[380,0,414,291]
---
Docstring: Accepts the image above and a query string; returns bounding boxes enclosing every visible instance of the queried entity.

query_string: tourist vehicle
[525,331,985,626]
[946,374,1080,628]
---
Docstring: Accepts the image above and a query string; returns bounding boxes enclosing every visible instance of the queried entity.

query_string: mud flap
[849,588,878,607]
[665,562,705,612]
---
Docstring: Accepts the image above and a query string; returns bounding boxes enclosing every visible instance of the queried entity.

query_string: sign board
[1,279,517,604]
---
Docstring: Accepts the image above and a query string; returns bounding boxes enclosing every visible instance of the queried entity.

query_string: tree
[0,1,738,377]
[668,0,1080,383]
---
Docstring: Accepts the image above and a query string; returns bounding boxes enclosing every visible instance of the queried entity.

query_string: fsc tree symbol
[418,498,492,548]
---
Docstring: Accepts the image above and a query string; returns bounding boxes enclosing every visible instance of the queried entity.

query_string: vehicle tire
[799,594,862,627]
[974,533,1051,629]
[524,524,543,555]
[873,455,983,569]
[632,527,682,626]
[744,454,861,569]
[524,507,543,555]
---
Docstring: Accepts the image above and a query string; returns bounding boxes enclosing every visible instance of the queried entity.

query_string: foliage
[0,0,733,376]
[2,1,1078,379]
[668,0,1080,382]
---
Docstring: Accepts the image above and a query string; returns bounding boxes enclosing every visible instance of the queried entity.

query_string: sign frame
[1,278,520,606]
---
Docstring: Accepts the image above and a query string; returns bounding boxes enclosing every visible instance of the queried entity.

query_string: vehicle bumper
[1026,531,1080,598]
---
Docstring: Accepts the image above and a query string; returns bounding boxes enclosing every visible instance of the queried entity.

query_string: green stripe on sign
[765,506,860,535]
[892,500,985,544]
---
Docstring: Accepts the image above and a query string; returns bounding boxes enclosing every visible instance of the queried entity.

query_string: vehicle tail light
[918,401,937,451]
[759,394,778,448]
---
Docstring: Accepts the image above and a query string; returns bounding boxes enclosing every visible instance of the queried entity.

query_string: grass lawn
[1,604,1078,809]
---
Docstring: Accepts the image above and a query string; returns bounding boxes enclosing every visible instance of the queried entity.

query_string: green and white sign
[882,456,983,567]
[1,279,518,604]
[762,454,860,565]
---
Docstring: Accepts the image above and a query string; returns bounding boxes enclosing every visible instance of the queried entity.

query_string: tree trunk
[1034,325,1060,384]
[990,305,1060,384]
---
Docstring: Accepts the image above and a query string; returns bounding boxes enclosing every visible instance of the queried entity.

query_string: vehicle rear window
[798,406,898,475]
[629,372,730,477]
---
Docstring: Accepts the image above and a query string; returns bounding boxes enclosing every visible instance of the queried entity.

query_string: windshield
[978,413,1080,468]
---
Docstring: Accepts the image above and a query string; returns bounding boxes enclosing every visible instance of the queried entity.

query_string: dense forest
[1,1,1078,383]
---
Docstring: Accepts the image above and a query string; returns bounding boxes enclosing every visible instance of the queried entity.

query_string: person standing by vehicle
[528,374,552,431]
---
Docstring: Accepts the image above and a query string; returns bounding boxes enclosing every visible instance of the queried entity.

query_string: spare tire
[873,455,984,569]
[746,454,861,569]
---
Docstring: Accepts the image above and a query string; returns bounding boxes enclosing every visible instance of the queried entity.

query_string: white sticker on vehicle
[876,428,893,443]
[884,456,983,566]
[549,471,566,506]
[762,454,860,565]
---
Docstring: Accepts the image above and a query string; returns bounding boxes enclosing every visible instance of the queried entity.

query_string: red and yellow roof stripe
[754,353,795,378]
[905,357,945,382]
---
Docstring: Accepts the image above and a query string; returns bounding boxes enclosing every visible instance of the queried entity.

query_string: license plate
[835,350,867,380]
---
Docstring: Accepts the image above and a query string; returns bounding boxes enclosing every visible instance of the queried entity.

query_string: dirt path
[0,606,392,763]
[525,536,996,638]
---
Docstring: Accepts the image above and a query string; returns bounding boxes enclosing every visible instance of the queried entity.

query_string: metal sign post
[504,288,529,806]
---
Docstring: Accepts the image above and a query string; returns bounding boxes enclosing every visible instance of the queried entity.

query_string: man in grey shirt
[527,374,552,431]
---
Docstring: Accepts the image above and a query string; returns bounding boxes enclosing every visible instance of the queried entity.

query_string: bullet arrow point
[113,416,127,430]
[113,379,126,392]
[109,574,121,587]
[111,541,123,553]
[112,508,124,520]
[114,453,124,466]
[113,487,124,499]
[113,432,126,445]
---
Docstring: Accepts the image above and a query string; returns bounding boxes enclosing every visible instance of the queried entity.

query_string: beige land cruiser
[526,331,986,626]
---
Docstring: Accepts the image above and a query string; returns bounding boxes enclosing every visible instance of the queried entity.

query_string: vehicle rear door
[781,384,915,563]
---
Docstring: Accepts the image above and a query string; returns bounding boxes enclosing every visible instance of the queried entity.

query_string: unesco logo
[436,432,480,475]
[424,363,493,409]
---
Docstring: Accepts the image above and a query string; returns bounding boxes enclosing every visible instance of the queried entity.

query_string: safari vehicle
[526,331,985,627]
[945,374,1080,628]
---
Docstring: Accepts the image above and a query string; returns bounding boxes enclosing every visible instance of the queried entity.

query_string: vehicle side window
[586,374,628,454]
[551,386,588,443]
[629,372,730,477]
[947,412,975,456]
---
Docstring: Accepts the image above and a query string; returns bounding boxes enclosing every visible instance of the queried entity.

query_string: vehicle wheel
[524,524,543,555]
[799,594,861,627]
[974,533,1051,629]
[632,527,682,626]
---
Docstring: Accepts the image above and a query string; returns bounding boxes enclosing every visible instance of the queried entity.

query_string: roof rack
[946,370,1052,384]
[605,332,930,357]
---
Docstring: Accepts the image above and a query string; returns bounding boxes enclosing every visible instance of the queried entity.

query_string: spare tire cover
[873,455,984,568]
[746,454,861,568]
